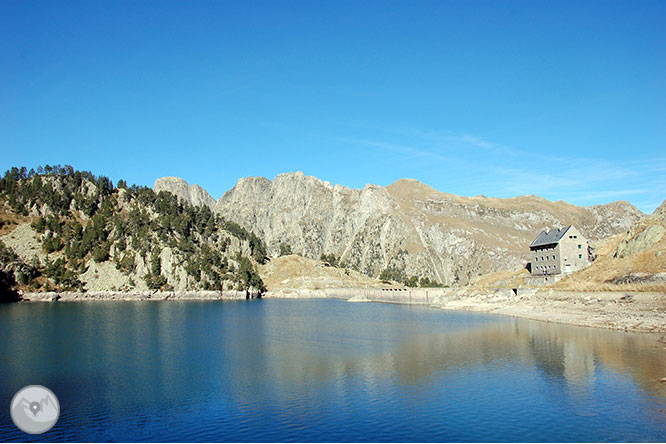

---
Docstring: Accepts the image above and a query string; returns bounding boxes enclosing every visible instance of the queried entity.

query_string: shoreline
[430,288,666,334]
[18,289,259,302]
[263,287,666,333]
[10,287,666,334]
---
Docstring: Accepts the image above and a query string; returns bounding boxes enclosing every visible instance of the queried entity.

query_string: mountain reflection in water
[0,299,664,442]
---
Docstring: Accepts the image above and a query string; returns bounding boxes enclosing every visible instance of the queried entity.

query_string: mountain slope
[164,172,643,285]
[615,199,666,259]
[0,166,266,295]
[259,255,391,291]
[154,177,215,208]
[446,200,666,292]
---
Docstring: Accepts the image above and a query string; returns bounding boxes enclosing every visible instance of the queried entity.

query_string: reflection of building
[563,340,596,386]
[529,225,590,275]
[525,324,596,386]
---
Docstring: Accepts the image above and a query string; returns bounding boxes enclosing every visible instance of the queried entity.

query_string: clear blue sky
[2,0,664,213]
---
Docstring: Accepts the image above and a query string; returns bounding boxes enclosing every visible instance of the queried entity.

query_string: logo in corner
[10,385,60,434]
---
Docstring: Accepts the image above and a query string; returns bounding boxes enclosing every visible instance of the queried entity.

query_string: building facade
[529,225,590,276]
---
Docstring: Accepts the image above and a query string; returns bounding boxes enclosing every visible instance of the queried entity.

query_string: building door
[564,264,571,273]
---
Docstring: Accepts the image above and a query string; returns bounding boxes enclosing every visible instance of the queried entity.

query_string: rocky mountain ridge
[154,172,645,285]
[154,177,216,208]
[0,167,267,295]
[614,199,666,259]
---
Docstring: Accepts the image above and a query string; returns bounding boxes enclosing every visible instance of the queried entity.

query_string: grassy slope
[469,218,665,293]
[260,255,393,290]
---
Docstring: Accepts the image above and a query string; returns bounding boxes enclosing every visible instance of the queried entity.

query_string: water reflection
[2,301,665,402]
[0,299,664,442]
[217,302,666,403]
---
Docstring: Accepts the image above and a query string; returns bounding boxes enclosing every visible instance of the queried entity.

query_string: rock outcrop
[154,176,215,208]
[22,290,259,301]
[615,199,666,258]
[0,171,267,294]
[192,172,644,285]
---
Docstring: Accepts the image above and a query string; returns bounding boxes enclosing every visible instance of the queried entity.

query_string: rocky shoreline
[10,287,666,334]
[429,287,666,334]
[263,287,666,333]
[19,289,261,302]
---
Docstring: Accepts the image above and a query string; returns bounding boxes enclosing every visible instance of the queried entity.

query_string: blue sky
[2,1,664,213]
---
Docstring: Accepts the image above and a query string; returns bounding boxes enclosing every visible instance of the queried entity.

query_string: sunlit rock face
[156,173,644,285]
[154,177,216,208]
[615,199,666,259]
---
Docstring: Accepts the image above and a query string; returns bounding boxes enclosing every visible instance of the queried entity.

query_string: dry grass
[548,280,666,293]
[545,225,665,292]
[550,236,665,290]
[468,227,666,293]
[384,178,642,267]
[592,233,624,256]
[259,254,390,290]
[470,267,530,288]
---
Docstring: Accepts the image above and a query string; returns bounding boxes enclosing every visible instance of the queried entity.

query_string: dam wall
[265,287,449,305]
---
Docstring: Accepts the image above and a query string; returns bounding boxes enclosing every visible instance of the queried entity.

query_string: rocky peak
[386,178,439,199]
[153,177,216,208]
[213,172,645,284]
[614,199,666,258]
[652,199,666,222]
[160,171,647,285]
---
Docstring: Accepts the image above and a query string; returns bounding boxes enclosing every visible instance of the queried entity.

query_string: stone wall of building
[558,226,590,273]
[530,226,591,276]
[531,244,561,276]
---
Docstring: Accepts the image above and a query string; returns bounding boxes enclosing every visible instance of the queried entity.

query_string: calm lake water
[0,299,665,442]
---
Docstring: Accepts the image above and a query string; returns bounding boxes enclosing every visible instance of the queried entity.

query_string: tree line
[0,165,267,293]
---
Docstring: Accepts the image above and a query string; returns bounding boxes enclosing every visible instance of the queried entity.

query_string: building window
[578,244,582,249]
[578,254,582,259]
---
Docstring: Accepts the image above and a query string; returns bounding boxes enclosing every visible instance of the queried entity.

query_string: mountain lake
[0,298,665,442]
